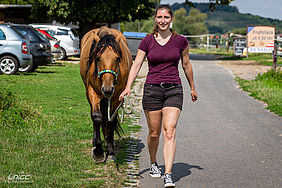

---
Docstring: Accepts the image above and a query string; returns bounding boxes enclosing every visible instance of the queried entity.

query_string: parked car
[9,24,52,72]
[30,24,80,60]
[35,28,61,60]
[0,24,32,75]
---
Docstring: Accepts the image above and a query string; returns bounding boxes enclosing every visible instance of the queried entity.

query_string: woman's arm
[119,49,146,101]
[181,46,198,102]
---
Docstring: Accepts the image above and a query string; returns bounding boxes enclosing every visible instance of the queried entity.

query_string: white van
[30,24,80,60]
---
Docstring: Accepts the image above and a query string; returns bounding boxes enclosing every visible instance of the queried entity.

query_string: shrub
[0,88,40,127]
[255,68,282,84]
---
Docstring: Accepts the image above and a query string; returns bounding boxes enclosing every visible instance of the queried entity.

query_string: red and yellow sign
[247,25,275,53]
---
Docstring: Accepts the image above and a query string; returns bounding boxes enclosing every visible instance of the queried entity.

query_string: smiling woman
[119,4,198,187]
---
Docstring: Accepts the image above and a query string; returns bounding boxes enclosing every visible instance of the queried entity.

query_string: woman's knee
[163,128,176,140]
[148,129,161,139]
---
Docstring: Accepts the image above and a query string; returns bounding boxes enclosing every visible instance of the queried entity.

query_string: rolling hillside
[171,3,282,34]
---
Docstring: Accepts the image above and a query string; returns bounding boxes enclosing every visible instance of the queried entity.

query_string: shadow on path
[189,53,221,61]
[139,162,204,182]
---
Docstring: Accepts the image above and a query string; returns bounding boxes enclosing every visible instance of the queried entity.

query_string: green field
[0,62,137,187]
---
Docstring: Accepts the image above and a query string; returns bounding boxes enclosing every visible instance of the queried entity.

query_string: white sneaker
[164,173,175,187]
[149,162,161,178]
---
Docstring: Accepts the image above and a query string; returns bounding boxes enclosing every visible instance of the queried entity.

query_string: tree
[185,0,234,11]
[1,0,156,37]
[172,8,208,35]
[172,8,188,35]
[186,8,208,35]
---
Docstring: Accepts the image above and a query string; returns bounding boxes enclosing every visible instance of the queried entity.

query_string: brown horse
[80,27,132,163]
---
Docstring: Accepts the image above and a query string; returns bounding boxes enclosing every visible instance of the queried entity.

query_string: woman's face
[155,8,172,32]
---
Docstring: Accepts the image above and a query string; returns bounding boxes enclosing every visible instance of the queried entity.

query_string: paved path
[137,54,282,188]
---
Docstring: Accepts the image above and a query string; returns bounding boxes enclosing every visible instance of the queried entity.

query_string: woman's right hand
[119,88,131,101]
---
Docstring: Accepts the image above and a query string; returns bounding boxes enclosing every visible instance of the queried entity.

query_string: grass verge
[190,48,282,66]
[236,69,282,116]
[0,62,136,187]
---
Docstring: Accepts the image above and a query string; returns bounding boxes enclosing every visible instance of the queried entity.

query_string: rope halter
[97,68,119,84]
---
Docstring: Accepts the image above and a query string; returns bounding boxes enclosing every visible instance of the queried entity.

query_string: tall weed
[0,88,40,127]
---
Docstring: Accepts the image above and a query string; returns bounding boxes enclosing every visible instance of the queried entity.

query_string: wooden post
[273,39,277,70]
[207,34,209,52]
[246,36,249,58]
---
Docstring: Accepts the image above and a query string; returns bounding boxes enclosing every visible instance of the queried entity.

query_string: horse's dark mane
[88,33,122,77]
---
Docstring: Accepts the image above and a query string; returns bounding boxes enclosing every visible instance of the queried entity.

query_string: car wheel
[0,56,19,75]
[59,47,67,60]
[18,61,38,72]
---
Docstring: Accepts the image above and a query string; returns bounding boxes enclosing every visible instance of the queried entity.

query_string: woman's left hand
[191,90,198,102]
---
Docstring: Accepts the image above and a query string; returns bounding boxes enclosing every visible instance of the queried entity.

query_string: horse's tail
[100,98,123,138]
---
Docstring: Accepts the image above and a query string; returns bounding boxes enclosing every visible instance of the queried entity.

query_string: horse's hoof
[107,154,117,162]
[92,148,106,163]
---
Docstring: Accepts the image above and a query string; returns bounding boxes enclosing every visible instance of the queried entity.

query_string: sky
[160,0,282,20]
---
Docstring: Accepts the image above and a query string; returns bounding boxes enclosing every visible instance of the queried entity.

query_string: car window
[31,29,48,43]
[57,29,69,35]
[14,26,41,42]
[36,28,56,36]
[71,29,79,37]
[15,27,28,36]
[0,29,6,40]
[44,30,57,40]
[37,29,53,40]
[9,27,25,39]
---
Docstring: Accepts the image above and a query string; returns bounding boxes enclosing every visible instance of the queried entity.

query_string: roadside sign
[233,37,246,56]
[247,25,275,53]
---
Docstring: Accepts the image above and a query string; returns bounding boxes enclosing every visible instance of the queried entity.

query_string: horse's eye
[95,57,100,63]
[116,57,120,63]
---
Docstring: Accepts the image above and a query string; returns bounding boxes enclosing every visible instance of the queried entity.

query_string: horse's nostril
[101,86,114,97]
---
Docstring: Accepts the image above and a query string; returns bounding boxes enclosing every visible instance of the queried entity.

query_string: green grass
[190,48,282,66]
[190,48,234,56]
[0,63,136,187]
[236,69,282,116]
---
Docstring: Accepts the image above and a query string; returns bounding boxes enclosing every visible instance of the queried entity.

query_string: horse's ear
[115,33,122,43]
[93,31,100,42]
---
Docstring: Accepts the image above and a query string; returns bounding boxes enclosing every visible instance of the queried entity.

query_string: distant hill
[171,3,282,34]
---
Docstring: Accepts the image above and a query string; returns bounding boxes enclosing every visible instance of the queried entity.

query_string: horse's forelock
[87,31,123,78]
[95,35,122,59]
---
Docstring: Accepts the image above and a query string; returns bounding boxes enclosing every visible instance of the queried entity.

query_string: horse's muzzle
[101,86,115,98]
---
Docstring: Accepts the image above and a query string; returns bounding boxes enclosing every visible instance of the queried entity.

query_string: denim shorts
[142,83,183,111]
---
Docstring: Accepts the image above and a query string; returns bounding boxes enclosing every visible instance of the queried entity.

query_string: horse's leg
[106,116,117,161]
[87,86,105,163]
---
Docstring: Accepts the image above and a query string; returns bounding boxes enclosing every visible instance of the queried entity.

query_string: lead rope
[107,95,132,123]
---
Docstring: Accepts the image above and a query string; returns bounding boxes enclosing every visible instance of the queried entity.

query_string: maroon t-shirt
[138,34,188,84]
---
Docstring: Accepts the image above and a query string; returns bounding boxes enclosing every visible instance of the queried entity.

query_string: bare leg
[162,107,181,174]
[144,110,162,163]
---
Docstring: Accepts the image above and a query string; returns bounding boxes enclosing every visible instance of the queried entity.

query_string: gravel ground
[218,60,272,80]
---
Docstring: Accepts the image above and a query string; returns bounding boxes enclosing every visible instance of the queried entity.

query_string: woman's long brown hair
[152,4,177,37]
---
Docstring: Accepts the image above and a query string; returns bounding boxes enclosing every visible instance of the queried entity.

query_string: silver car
[0,24,32,75]
[30,24,80,60]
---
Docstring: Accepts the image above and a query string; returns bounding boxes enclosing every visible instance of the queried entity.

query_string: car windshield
[31,29,49,43]
[36,29,52,40]
[71,29,79,37]
[33,29,52,41]
[13,26,40,42]
[44,30,57,39]
[57,28,68,35]
[9,26,25,39]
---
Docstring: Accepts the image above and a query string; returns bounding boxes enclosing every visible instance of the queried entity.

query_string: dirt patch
[219,60,272,80]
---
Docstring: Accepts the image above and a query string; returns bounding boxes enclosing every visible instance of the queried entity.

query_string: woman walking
[119,4,197,187]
